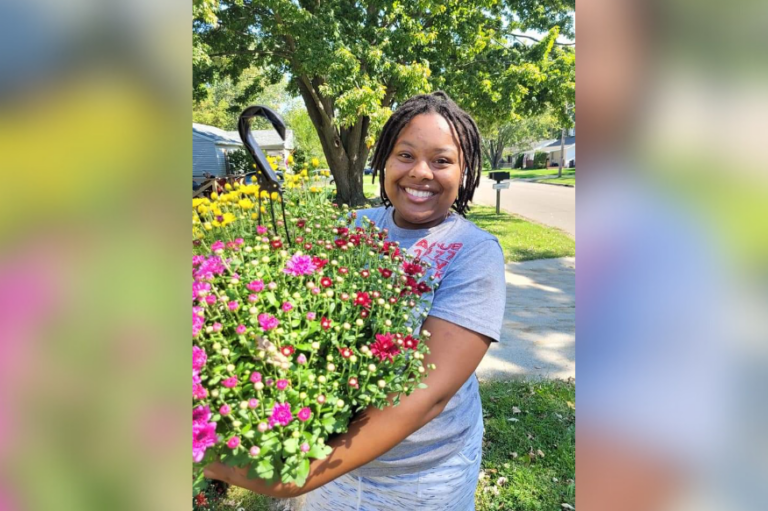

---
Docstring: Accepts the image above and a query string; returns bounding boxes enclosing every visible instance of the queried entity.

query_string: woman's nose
[408,159,433,180]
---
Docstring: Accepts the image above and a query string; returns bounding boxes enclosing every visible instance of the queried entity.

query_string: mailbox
[488,171,510,182]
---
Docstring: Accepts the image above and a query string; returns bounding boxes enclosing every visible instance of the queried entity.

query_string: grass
[538,177,575,187]
[476,379,576,511]
[466,205,575,261]
[484,168,575,180]
[211,379,575,511]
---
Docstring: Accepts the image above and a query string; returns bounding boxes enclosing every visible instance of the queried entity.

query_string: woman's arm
[203,315,492,497]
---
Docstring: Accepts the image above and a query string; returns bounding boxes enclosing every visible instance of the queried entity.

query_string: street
[472,179,575,238]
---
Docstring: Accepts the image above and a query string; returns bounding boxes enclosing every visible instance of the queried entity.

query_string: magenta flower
[247,280,265,293]
[258,313,279,331]
[281,301,293,312]
[297,354,307,365]
[300,442,310,453]
[193,405,211,425]
[205,295,216,305]
[227,436,240,449]
[306,312,316,321]
[228,301,239,311]
[236,324,247,335]
[222,376,238,388]
[192,381,207,400]
[257,225,268,235]
[248,399,259,409]
[268,403,293,428]
[192,346,207,371]
[211,240,225,252]
[193,280,211,300]
[276,379,289,390]
[220,404,231,415]
[193,255,226,281]
[297,407,312,422]
[212,322,222,332]
[235,238,244,246]
[192,307,205,338]
[283,254,317,277]
[250,372,262,384]
[193,421,218,463]
[248,294,259,303]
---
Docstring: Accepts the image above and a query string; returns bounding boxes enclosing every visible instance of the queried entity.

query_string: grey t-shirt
[351,206,507,477]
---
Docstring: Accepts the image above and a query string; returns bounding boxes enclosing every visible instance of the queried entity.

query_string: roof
[539,136,576,153]
[193,123,243,146]
[227,129,294,151]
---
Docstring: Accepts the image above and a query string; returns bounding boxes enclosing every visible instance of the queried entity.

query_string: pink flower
[193,421,218,462]
[297,354,307,365]
[193,405,211,425]
[248,399,259,409]
[247,280,265,293]
[257,422,268,432]
[235,238,244,245]
[258,313,279,331]
[219,404,231,416]
[193,280,211,299]
[228,301,239,311]
[212,322,223,332]
[280,346,295,357]
[250,446,261,456]
[222,376,238,388]
[236,324,247,334]
[311,287,321,295]
[193,375,207,400]
[282,301,293,312]
[300,442,310,453]
[227,436,240,449]
[250,372,262,383]
[248,294,259,303]
[283,254,317,277]
[193,346,207,371]
[205,295,216,305]
[268,282,277,290]
[276,379,289,390]
[298,407,312,422]
[306,312,317,321]
[257,225,268,235]
[370,333,401,362]
[211,240,225,252]
[268,403,293,428]
[192,307,205,338]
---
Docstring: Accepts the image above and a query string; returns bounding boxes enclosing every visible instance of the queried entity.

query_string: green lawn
[538,176,575,187]
[484,168,575,180]
[209,379,575,511]
[466,205,575,261]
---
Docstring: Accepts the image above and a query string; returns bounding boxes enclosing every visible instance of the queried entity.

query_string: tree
[481,113,559,170]
[284,107,326,168]
[194,0,574,206]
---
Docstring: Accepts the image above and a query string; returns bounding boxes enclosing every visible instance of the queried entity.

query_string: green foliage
[515,153,524,169]
[285,108,326,164]
[533,151,549,169]
[225,148,252,175]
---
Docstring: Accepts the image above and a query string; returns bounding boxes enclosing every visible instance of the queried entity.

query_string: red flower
[321,317,332,330]
[321,277,333,288]
[417,281,431,294]
[403,335,419,349]
[304,243,313,251]
[348,235,361,246]
[281,346,295,357]
[372,290,380,298]
[370,333,401,362]
[348,377,359,388]
[355,227,365,233]
[360,269,370,278]
[338,347,353,359]
[377,267,393,278]
[389,296,398,304]
[339,267,349,275]
[312,256,329,269]
[354,292,372,309]
[271,239,283,250]
[334,239,347,248]
[402,262,423,275]
[196,493,208,506]
[360,309,369,318]
[295,236,304,243]
[336,227,349,237]
[297,219,306,228]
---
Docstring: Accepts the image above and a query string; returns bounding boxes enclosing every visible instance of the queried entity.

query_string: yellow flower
[224,183,232,191]
[204,222,212,231]
[270,191,279,201]
[260,190,269,199]
[197,204,209,215]
[251,212,260,220]
[300,169,308,178]
[260,206,267,214]
[211,192,219,200]
[238,198,254,210]
[287,154,294,165]
[311,158,320,168]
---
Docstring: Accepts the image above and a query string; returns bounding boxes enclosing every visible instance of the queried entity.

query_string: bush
[514,153,524,169]
[226,148,253,175]
[291,148,308,171]
[533,151,548,169]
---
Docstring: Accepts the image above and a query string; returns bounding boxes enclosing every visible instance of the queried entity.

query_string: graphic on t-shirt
[411,239,464,279]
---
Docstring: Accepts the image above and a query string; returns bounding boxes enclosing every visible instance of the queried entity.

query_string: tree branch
[510,33,575,46]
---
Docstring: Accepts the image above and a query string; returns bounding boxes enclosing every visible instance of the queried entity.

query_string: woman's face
[384,113,463,229]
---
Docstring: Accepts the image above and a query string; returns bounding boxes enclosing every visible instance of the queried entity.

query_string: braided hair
[370,91,482,216]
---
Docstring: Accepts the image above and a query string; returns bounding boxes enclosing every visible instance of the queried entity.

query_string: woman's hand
[203,461,300,498]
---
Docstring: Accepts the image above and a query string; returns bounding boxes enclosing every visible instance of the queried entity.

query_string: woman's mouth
[402,187,436,202]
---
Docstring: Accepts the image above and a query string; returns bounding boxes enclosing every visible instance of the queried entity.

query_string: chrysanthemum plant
[192,172,436,492]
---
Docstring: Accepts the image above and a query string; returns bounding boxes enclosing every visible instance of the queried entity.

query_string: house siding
[193,133,226,178]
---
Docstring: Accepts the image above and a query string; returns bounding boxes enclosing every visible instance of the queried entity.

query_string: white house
[227,129,294,168]
[193,123,243,182]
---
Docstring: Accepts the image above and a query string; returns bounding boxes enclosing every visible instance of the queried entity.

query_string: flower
[268,403,293,428]
[257,225,268,235]
[222,376,238,388]
[193,380,207,400]
[276,379,289,390]
[306,312,316,321]
[312,256,329,269]
[297,354,307,364]
[228,301,240,311]
[271,239,283,250]
[227,436,240,449]
[192,308,205,338]
[360,269,370,278]
[348,377,359,388]
[250,446,261,456]
[247,280,265,292]
[354,292,372,309]
[404,335,419,349]
[220,404,231,415]
[211,240,225,252]
[193,421,217,462]
[321,317,332,330]
[320,277,333,288]
[298,407,312,422]
[281,301,293,312]
[338,347,353,359]
[250,372,262,383]
[236,324,246,335]
[193,405,211,425]
[283,254,317,277]
[377,267,393,278]
[258,313,279,331]
[248,399,259,409]
[300,442,311,453]
[193,346,207,371]
[280,346,295,357]
[370,333,401,362]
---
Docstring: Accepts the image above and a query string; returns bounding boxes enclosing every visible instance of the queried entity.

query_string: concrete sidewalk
[477,257,575,381]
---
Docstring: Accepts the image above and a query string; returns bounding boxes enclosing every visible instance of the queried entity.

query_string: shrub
[533,151,548,169]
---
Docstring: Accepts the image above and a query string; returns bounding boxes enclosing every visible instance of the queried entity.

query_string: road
[471,179,575,238]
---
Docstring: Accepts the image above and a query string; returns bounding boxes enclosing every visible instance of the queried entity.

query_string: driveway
[472,179,575,237]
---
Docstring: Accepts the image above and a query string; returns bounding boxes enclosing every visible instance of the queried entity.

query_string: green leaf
[283,437,299,455]
[295,458,311,487]
[417,383,428,389]
[307,443,332,459]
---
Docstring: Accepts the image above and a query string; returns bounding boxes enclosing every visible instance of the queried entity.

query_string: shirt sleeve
[427,239,506,342]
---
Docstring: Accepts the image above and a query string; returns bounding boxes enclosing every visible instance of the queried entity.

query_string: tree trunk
[559,128,565,178]
[295,76,371,207]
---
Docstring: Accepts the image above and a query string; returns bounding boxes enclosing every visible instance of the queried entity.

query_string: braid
[370,91,482,216]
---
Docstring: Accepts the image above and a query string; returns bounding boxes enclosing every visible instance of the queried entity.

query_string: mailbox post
[488,171,510,214]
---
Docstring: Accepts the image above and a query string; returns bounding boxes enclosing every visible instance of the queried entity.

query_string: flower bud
[299,392,307,399]
[292,431,301,438]
[327,363,336,371]
[318,375,326,384]
[350,355,358,363]
[311,341,320,350]
[233,420,241,428]
[368,364,376,372]
[239,401,248,410]
[418,366,425,373]
[211,389,219,398]
[336,400,345,408]
[213,343,221,351]
[378,380,386,388]
[384,320,392,327]
[255,382,265,391]
[317,395,326,404]
[227,364,235,372]
[221,348,230,356]
[343,322,351,330]
[355,319,364,327]
[257,423,268,433]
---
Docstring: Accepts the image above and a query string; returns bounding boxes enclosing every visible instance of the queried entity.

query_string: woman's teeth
[405,187,435,199]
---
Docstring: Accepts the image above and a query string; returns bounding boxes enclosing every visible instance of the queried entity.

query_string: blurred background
[0,0,766,509]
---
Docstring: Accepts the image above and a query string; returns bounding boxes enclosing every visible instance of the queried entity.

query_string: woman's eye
[398,153,412,159]
[435,159,450,165]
